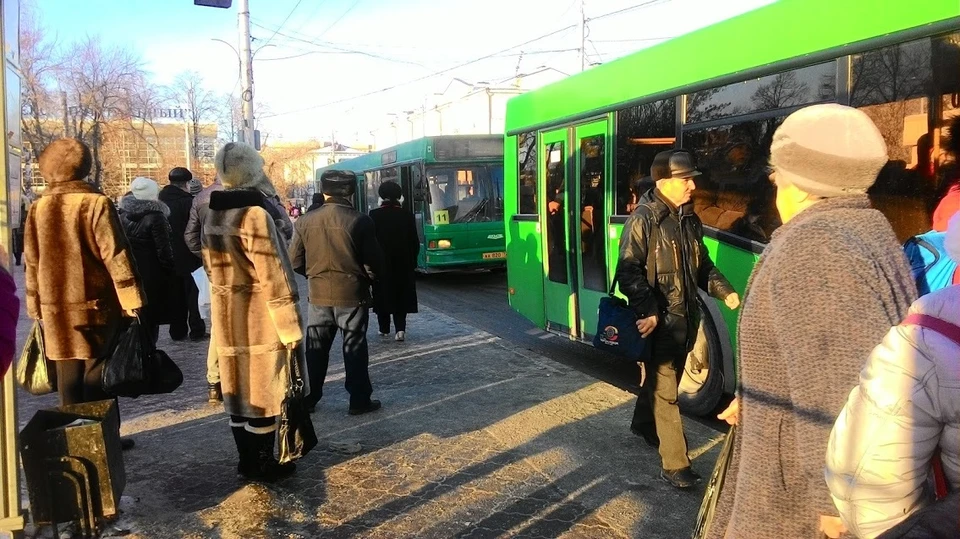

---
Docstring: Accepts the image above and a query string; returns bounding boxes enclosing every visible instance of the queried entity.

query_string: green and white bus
[503,0,960,415]
[315,135,506,272]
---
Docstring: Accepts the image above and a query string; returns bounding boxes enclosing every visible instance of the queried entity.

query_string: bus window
[518,132,538,214]
[855,34,960,242]
[424,165,499,224]
[545,141,568,284]
[615,99,676,215]
[365,171,380,213]
[488,163,504,221]
[684,118,783,243]
[580,135,606,292]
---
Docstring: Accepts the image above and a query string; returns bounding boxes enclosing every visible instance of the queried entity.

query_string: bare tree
[215,92,242,146]
[168,70,217,166]
[59,36,148,191]
[260,142,322,203]
[20,0,61,160]
[750,71,810,111]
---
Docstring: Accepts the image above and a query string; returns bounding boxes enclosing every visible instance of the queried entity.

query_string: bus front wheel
[678,311,725,417]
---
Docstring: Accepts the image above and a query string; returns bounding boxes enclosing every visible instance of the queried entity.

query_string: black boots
[231,426,296,482]
[660,467,702,489]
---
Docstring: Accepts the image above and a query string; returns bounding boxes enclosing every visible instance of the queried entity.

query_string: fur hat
[320,170,357,197]
[215,142,267,190]
[378,181,402,201]
[169,167,192,184]
[770,104,888,197]
[130,177,160,201]
[946,213,960,264]
[39,138,92,185]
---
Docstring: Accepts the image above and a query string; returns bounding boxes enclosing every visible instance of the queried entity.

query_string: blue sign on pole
[194,0,232,8]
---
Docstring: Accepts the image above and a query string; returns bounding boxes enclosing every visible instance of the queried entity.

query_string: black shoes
[348,399,382,416]
[231,427,295,483]
[208,382,223,404]
[660,467,702,489]
[120,437,136,451]
[630,424,660,449]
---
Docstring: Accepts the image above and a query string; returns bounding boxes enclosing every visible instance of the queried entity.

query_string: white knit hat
[770,104,888,197]
[946,213,960,264]
[130,177,160,201]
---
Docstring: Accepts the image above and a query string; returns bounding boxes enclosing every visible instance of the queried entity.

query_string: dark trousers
[631,328,692,471]
[304,304,373,409]
[377,312,407,333]
[170,273,205,340]
[56,359,112,406]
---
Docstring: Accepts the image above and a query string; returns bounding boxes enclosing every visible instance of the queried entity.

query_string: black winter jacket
[288,196,384,307]
[614,189,734,348]
[159,185,201,275]
[184,181,224,258]
[119,196,176,325]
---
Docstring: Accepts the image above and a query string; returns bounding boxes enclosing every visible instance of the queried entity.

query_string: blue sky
[32,0,774,142]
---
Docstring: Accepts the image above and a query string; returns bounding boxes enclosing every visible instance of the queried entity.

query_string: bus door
[541,128,577,336]
[573,121,609,341]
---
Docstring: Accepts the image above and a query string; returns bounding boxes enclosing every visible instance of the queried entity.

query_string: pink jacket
[0,266,19,377]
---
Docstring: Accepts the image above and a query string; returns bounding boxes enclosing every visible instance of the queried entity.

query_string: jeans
[304,304,373,409]
[377,312,407,334]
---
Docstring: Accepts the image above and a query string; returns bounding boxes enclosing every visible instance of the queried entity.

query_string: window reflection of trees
[579,136,606,292]
[615,99,675,214]
[685,118,782,243]
[518,132,537,214]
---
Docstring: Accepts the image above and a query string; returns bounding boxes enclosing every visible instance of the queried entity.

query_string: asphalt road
[414,270,728,434]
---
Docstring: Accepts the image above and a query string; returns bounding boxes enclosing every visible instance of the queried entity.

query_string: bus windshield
[425,164,504,224]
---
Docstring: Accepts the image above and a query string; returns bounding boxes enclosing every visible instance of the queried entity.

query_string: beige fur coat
[202,189,304,418]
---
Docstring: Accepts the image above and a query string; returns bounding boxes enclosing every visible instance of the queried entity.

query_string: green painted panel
[505,0,960,132]
[507,220,545,327]
[701,237,760,358]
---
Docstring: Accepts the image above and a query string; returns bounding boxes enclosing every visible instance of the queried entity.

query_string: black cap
[378,181,402,201]
[667,151,701,179]
[320,170,357,197]
[169,166,192,184]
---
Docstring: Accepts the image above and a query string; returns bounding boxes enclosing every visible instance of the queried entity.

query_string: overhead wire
[260,0,305,48]
[315,0,363,41]
[261,23,578,118]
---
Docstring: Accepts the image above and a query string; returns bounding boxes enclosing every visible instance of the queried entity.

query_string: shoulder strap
[609,219,659,296]
[902,313,960,346]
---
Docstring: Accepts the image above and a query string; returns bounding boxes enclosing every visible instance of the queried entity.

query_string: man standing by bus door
[614,149,740,489]
[288,170,385,415]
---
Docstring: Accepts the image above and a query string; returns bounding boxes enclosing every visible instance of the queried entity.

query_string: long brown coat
[709,196,916,539]
[24,180,145,360]
[202,190,304,418]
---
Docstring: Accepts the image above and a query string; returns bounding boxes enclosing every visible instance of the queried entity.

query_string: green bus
[315,135,507,272]
[503,0,960,415]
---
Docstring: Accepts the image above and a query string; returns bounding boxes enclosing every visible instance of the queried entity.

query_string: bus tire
[678,307,725,417]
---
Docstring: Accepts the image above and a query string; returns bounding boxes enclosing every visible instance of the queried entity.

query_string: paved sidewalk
[12,269,724,538]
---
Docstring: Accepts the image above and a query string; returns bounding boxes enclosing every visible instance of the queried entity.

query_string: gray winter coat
[710,196,916,539]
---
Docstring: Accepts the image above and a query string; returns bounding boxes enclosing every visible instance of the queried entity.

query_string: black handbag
[16,321,57,395]
[594,224,659,360]
[692,425,737,539]
[278,347,318,464]
[102,318,183,398]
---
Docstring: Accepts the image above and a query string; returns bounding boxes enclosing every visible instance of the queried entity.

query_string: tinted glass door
[574,121,608,339]
[541,128,577,336]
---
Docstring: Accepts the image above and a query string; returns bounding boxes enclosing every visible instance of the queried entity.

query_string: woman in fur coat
[24,139,145,418]
[119,177,176,346]
[203,141,305,483]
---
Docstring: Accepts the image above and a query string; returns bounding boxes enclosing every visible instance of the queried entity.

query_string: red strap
[902,313,957,500]
[902,314,960,347]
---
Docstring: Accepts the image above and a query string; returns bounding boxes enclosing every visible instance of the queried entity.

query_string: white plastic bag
[192,267,211,320]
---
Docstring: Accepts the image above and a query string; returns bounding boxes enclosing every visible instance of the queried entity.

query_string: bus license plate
[483,252,506,260]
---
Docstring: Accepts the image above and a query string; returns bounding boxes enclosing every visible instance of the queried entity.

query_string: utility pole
[578,0,587,72]
[238,0,255,147]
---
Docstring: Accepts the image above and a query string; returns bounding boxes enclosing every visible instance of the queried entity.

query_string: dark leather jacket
[288,196,384,307]
[615,189,734,346]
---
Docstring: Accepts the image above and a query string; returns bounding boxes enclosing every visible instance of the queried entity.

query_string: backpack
[903,231,958,296]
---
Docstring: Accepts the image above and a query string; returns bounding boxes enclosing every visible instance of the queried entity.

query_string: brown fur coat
[24,180,145,360]
[203,189,304,418]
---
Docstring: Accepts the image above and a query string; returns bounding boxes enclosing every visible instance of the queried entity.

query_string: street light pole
[238,0,255,147]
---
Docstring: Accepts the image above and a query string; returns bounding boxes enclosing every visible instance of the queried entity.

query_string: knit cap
[188,178,203,195]
[130,177,160,201]
[770,104,888,197]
